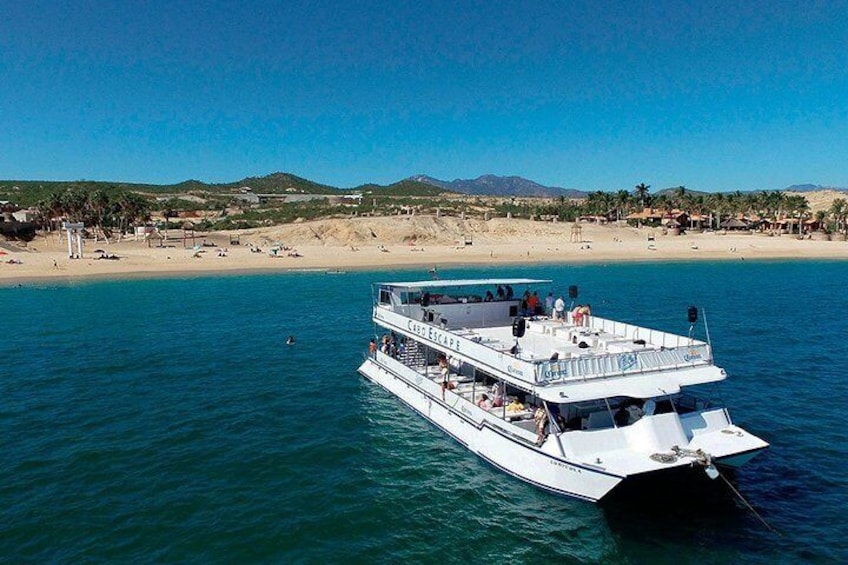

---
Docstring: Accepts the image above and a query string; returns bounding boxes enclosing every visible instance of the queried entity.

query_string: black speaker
[512,317,526,338]
[687,306,698,324]
[568,285,578,299]
[421,292,430,307]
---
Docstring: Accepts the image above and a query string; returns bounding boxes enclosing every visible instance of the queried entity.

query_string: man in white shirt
[553,296,565,320]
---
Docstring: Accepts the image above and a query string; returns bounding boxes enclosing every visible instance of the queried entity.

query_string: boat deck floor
[455,318,658,362]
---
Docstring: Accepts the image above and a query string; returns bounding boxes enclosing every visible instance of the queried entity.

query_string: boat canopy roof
[535,365,725,403]
[377,278,551,289]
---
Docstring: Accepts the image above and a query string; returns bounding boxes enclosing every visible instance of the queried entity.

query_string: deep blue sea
[2,261,847,563]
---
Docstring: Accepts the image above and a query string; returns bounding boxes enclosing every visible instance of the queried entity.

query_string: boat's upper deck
[372,279,721,400]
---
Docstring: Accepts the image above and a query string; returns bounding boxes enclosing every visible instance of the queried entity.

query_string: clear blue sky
[2,0,846,191]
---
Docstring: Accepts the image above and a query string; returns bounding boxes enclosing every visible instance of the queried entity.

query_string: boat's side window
[379,289,392,305]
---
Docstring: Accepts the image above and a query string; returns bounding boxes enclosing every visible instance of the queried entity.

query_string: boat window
[379,288,392,305]
[401,291,421,305]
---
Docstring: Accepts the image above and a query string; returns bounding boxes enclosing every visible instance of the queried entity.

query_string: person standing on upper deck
[554,296,565,321]
[581,304,592,326]
[545,292,554,316]
[527,291,540,315]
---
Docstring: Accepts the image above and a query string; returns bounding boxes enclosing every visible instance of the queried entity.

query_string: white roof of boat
[536,365,726,402]
[378,278,551,289]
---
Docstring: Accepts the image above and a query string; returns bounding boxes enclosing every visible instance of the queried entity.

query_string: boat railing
[584,314,706,350]
[535,342,712,384]
[375,306,714,388]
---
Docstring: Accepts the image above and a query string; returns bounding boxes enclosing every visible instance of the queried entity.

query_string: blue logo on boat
[683,349,702,362]
[618,353,637,371]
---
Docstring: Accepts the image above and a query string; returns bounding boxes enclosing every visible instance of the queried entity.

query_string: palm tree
[585,191,613,218]
[35,191,66,231]
[614,190,631,221]
[115,191,151,235]
[708,192,725,229]
[771,191,787,225]
[784,194,809,234]
[688,194,705,230]
[673,186,687,210]
[815,210,827,231]
[830,198,847,235]
[88,188,112,240]
[633,183,651,208]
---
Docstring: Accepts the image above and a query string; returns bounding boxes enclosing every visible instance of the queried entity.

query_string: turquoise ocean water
[2,261,847,563]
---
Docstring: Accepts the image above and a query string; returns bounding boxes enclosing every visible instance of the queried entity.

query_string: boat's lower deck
[361,347,768,498]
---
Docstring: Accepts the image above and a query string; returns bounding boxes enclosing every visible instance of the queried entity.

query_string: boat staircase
[397,338,427,370]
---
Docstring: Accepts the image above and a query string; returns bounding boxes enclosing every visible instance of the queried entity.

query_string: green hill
[351,179,452,196]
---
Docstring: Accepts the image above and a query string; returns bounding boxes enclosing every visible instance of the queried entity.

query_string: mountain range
[2,173,846,206]
[409,174,586,198]
[408,176,848,198]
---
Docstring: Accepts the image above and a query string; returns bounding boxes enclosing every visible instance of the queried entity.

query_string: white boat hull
[359,357,624,502]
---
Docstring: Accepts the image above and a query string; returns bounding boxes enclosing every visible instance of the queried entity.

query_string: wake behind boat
[358,278,768,502]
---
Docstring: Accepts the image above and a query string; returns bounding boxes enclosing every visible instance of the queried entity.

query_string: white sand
[1,216,846,283]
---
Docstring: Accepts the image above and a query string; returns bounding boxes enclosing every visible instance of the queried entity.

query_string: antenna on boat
[702,307,713,362]
[687,306,698,343]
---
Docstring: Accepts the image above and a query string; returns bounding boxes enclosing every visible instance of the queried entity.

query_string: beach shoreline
[1,218,846,284]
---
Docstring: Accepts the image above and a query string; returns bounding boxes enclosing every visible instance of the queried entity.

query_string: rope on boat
[650,452,678,463]
[650,446,781,536]
[716,470,782,536]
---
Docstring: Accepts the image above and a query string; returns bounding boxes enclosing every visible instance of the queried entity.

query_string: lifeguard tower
[570,223,583,243]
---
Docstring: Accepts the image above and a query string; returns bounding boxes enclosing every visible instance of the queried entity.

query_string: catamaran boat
[358,278,768,502]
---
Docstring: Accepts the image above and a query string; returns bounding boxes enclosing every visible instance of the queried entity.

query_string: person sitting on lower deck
[477,394,492,410]
[626,402,645,424]
[491,382,505,407]
[614,405,629,427]
[506,397,525,412]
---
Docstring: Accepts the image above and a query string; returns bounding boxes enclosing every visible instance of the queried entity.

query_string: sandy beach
[1,216,846,283]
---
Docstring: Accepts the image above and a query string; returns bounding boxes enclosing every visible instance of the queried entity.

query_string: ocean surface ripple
[2,262,846,563]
